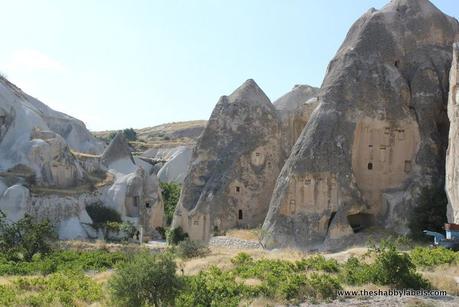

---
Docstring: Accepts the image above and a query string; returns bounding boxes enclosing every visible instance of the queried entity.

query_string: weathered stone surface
[157,145,193,183]
[0,184,29,223]
[446,43,459,223]
[101,132,135,167]
[274,85,320,155]
[172,79,282,241]
[0,76,104,155]
[262,0,459,249]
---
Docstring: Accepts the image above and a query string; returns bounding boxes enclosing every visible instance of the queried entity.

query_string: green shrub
[296,255,339,273]
[0,249,127,276]
[160,182,181,226]
[176,239,210,259]
[408,187,447,241]
[340,256,374,285]
[86,202,122,226]
[123,128,137,141]
[86,202,123,238]
[339,241,430,289]
[15,271,103,306]
[0,212,56,261]
[109,252,181,307]
[371,240,429,289]
[176,266,248,307]
[410,246,459,267]
[166,227,189,245]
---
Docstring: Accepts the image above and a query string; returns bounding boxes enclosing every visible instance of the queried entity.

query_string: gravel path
[209,236,261,249]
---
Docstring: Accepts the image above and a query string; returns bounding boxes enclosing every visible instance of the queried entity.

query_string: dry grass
[420,264,459,295]
[225,228,261,241]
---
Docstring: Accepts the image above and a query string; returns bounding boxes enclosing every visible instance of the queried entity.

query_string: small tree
[123,128,137,141]
[160,182,181,226]
[0,212,56,261]
[408,186,447,241]
[86,202,122,238]
[166,227,188,245]
[109,252,181,306]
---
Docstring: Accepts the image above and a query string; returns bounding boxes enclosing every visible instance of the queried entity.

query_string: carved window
[367,162,373,170]
[255,152,261,157]
[193,220,199,225]
[398,129,405,140]
[404,160,412,173]
[304,178,311,185]
[145,202,151,208]
[236,186,240,193]
[238,210,243,220]
[394,60,400,68]
[384,127,391,135]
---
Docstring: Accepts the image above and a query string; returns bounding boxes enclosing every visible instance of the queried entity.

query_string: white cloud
[5,49,65,72]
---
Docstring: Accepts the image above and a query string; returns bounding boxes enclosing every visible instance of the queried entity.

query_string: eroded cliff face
[446,43,459,223]
[274,85,320,157]
[262,0,459,250]
[172,79,282,241]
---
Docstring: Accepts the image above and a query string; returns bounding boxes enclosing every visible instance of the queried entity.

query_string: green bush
[109,252,181,307]
[0,271,103,306]
[0,212,56,261]
[123,128,137,141]
[86,202,122,226]
[176,266,248,307]
[410,246,459,267]
[0,249,127,276]
[86,202,123,238]
[166,227,189,245]
[160,182,181,226]
[176,239,210,259]
[408,187,447,241]
[339,240,430,289]
[296,255,340,273]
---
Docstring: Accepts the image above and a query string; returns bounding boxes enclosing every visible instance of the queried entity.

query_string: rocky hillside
[93,120,207,153]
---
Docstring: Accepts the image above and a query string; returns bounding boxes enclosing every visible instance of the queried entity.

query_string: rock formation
[157,146,193,184]
[101,132,164,239]
[0,77,164,240]
[262,0,459,250]
[446,43,459,223]
[274,85,320,155]
[172,79,282,241]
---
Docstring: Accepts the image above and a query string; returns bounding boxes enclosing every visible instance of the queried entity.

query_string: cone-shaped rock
[172,79,282,241]
[262,0,459,250]
[101,132,135,167]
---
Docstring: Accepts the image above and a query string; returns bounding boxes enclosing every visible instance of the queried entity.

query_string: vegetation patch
[160,182,181,226]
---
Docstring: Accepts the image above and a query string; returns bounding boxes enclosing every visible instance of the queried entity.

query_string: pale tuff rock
[157,146,193,183]
[446,43,459,223]
[0,184,29,223]
[172,79,282,241]
[101,134,164,238]
[101,132,135,167]
[0,76,104,155]
[274,85,320,156]
[262,0,459,249]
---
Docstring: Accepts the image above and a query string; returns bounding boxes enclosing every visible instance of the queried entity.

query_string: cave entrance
[238,209,243,220]
[347,213,374,233]
[327,211,337,231]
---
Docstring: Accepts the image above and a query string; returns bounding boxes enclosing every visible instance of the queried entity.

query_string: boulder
[262,0,459,249]
[0,184,29,222]
[172,79,283,241]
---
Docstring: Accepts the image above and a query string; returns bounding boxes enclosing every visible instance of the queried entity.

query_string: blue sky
[0,0,457,131]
